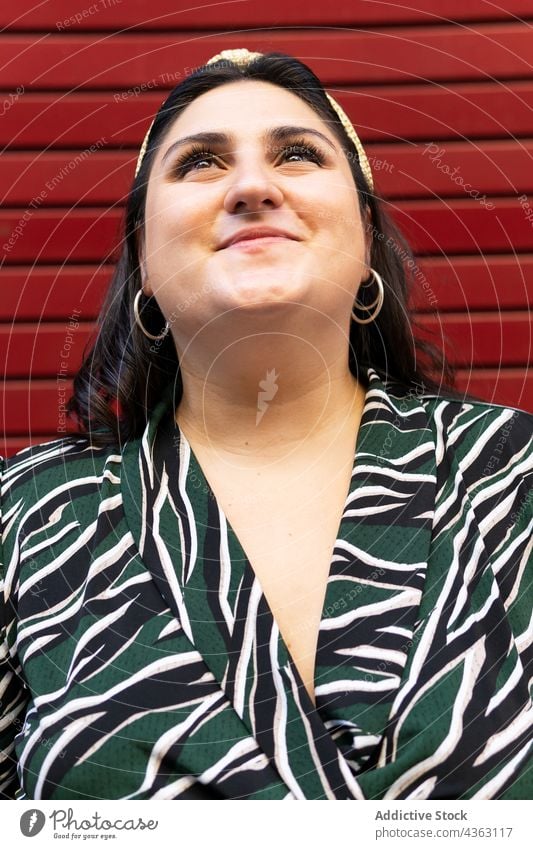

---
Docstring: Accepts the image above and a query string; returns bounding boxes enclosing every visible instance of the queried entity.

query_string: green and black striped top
[1,368,531,799]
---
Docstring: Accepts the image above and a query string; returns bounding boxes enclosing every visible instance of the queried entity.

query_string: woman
[1,49,531,801]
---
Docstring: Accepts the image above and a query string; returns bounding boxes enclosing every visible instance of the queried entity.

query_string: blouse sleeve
[458,405,533,797]
[430,401,532,799]
[0,455,28,799]
[463,407,533,654]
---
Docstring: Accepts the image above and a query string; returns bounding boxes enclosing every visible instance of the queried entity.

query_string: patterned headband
[134,48,374,193]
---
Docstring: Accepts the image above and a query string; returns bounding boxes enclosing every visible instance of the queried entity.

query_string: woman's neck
[174,345,366,464]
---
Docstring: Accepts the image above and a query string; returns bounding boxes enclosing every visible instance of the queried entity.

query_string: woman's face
[141,80,371,348]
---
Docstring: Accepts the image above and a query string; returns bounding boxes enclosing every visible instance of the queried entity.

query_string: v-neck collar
[121,368,437,798]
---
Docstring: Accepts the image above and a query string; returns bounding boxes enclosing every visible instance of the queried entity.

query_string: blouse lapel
[121,368,437,798]
[313,370,437,777]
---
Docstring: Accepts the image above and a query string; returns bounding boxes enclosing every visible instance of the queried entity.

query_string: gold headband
[134,48,373,192]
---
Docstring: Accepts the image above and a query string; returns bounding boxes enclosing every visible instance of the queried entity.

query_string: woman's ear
[137,232,153,297]
[362,206,373,278]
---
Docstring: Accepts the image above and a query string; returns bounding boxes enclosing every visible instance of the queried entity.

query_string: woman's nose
[223,154,284,213]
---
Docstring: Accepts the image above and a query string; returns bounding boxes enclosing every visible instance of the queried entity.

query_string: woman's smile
[224,235,299,250]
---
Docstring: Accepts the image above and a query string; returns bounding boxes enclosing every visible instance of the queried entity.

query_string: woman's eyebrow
[161,124,337,166]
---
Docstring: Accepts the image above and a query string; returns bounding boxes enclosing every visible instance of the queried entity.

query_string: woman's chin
[217,281,309,313]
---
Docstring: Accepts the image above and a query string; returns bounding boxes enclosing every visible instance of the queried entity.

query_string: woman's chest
[199,466,355,705]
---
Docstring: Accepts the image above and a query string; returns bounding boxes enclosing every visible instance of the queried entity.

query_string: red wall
[1,0,532,455]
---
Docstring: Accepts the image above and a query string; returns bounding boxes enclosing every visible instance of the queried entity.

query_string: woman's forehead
[164,80,334,142]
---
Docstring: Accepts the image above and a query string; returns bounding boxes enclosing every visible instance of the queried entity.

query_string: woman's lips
[225,236,295,250]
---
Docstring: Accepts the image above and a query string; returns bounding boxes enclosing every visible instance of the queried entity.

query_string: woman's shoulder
[379,373,532,484]
[413,389,532,503]
[1,433,123,509]
[415,384,533,422]
[417,389,532,459]
[371,368,532,432]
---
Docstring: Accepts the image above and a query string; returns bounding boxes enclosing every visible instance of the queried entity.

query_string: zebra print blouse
[1,368,531,800]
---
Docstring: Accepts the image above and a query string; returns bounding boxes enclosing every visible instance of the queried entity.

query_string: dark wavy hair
[67,50,464,448]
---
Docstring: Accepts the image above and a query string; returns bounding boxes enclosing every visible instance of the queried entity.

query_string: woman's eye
[174,148,218,175]
[280,143,324,164]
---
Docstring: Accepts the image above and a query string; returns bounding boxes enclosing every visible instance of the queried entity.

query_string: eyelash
[172,137,326,176]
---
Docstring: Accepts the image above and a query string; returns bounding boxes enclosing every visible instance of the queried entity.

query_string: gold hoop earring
[133,289,170,341]
[351,268,385,325]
